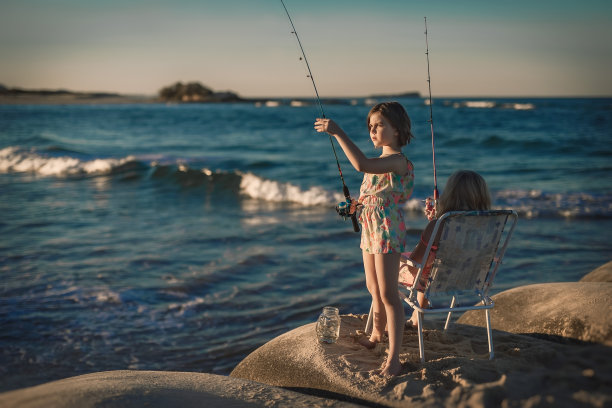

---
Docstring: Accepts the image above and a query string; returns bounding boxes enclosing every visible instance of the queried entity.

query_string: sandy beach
[2,261,611,407]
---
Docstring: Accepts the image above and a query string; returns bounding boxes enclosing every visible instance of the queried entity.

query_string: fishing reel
[336,198,360,233]
[336,200,354,218]
[336,198,361,218]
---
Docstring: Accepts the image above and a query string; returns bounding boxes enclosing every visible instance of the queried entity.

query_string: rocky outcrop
[0,370,360,408]
[458,282,612,345]
[158,82,242,103]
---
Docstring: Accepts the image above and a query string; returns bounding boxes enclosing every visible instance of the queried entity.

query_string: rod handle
[342,184,360,233]
[350,213,360,232]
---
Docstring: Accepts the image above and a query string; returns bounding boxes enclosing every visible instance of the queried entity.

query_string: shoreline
[0,93,157,105]
[1,260,610,407]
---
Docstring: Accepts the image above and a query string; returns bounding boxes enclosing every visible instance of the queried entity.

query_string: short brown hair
[437,170,491,215]
[366,102,414,146]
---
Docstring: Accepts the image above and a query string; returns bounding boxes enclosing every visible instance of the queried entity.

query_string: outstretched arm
[407,220,438,274]
[314,118,405,175]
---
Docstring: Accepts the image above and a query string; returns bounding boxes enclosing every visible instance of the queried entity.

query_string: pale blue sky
[1,0,611,97]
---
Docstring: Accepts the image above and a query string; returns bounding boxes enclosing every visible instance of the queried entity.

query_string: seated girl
[401,170,492,328]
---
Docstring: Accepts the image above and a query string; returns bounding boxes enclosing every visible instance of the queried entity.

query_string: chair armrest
[401,255,420,269]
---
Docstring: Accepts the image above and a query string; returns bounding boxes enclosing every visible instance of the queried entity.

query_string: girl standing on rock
[314,102,414,376]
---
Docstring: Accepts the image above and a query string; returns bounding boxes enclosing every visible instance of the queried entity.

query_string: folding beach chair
[365,210,518,363]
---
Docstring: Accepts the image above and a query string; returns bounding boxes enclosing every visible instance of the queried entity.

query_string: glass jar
[315,306,341,344]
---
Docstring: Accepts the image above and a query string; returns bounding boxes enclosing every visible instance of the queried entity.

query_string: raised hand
[424,197,436,220]
[314,118,343,137]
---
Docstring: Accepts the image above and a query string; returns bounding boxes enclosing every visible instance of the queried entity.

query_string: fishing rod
[280,0,359,232]
[424,17,439,212]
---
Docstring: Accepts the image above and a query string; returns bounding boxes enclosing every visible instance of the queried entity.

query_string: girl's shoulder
[397,152,414,176]
[399,152,414,166]
[381,152,412,175]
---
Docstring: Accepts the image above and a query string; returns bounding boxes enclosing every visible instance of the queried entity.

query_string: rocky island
[157,81,242,103]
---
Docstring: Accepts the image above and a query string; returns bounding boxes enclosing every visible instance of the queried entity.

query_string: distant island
[158,82,243,103]
[0,82,420,105]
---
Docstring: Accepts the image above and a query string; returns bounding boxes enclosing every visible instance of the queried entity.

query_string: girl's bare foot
[380,358,402,377]
[358,336,378,349]
[407,312,423,329]
[358,331,383,349]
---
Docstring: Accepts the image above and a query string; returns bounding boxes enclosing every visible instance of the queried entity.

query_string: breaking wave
[1,146,609,218]
[0,146,139,177]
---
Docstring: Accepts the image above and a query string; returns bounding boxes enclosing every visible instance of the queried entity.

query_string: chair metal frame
[366,210,518,363]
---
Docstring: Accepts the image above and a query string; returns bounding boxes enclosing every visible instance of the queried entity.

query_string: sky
[1,0,611,97]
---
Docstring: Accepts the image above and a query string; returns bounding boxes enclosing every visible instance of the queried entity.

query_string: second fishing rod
[280,0,360,233]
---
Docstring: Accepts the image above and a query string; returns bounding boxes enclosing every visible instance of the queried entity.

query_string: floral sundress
[358,155,414,254]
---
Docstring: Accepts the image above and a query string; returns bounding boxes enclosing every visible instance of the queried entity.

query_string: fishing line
[424,16,439,203]
[280,0,359,232]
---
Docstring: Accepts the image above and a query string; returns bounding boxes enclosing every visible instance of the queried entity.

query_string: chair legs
[416,310,425,363]
[444,296,456,330]
[370,298,495,363]
[485,308,494,360]
[365,303,373,334]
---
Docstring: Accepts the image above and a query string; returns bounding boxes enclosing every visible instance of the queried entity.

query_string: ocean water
[1,97,611,391]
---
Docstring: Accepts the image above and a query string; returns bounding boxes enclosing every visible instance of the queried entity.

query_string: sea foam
[239,172,343,206]
[2,146,608,218]
[0,146,135,177]
[448,100,535,110]
[494,190,612,219]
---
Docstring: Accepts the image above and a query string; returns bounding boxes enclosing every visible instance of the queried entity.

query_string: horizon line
[1,84,611,100]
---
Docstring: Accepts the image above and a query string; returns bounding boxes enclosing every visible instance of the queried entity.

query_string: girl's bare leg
[375,252,404,376]
[408,291,429,327]
[363,252,386,345]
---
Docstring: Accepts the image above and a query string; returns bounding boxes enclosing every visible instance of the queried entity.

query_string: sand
[231,315,611,407]
[231,261,612,407]
[2,261,611,407]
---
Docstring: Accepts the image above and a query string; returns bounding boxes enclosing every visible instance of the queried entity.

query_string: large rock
[580,260,612,282]
[0,370,362,408]
[231,316,380,404]
[231,314,612,407]
[458,282,612,345]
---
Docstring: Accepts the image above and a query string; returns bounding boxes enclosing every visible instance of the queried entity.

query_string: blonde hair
[437,170,491,215]
[366,102,414,146]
